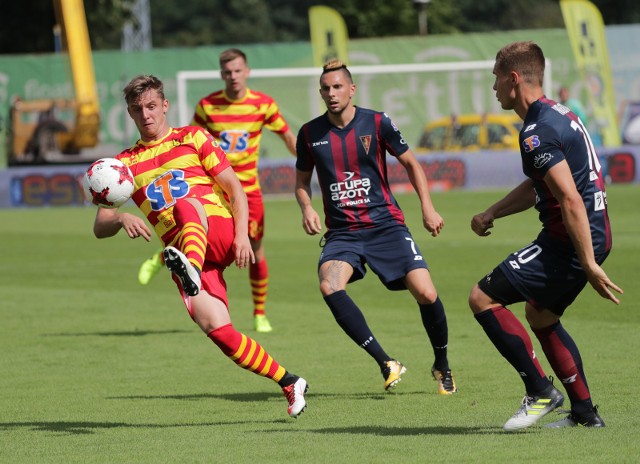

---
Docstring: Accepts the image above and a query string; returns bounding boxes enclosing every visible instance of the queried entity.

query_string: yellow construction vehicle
[7,0,100,165]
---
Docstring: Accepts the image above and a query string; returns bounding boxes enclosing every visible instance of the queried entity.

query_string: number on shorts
[405,237,423,261]
[509,243,542,270]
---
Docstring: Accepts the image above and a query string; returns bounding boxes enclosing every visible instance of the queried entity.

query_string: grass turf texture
[0,184,638,463]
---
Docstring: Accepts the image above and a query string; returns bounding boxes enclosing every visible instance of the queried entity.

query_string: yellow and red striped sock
[249,258,269,317]
[208,324,285,382]
[173,201,206,272]
[179,222,206,272]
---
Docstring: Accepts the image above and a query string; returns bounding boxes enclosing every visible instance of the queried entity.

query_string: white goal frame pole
[177,60,552,125]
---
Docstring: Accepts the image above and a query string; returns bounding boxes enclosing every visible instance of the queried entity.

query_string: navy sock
[475,306,549,394]
[419,297,449,371]
[324,290,390,366]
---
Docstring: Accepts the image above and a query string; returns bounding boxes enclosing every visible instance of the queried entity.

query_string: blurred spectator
[558,86,588,123]
[559,86,608,181]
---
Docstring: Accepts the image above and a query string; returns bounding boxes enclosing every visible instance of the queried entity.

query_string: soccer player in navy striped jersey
[469,41,623,431]
[295,59,457,395]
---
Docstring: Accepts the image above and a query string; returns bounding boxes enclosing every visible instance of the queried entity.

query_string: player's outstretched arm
[471,179,536,237]
[470,211,495,237]
[93,207,151,241]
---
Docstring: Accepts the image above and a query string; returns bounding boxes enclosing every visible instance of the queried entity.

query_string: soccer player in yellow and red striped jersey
[191,48,297,333]
[138,48,296,334]
[91,75,307,418]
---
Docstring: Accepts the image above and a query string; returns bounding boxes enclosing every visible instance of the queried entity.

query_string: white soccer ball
[83,158,135,208]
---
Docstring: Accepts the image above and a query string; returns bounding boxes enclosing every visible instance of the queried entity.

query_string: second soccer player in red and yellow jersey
[190,48,297,333]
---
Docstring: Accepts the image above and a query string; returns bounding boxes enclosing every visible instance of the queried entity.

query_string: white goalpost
[176,60,552,156]
[177,60,553,124]
[178,67,319,125]
[174,59,553,196]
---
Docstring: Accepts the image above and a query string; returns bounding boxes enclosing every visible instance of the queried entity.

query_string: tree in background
[1,0,639,54]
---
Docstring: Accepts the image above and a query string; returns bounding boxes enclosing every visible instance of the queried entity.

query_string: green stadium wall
[1,26,639,207]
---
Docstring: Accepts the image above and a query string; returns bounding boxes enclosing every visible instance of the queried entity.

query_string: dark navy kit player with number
[469,41,622,431]
[295,59,458,395]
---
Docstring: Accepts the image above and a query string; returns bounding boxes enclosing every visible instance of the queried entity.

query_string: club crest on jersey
[360,135,372,154]
[533,152,553,168]
[522,135,540,152]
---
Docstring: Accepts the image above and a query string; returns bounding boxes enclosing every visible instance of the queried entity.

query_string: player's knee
[415,289,438,305]
[252,242,265,261]
[525,305,560,329]
[468,285,488,314]
[319,279,344,297]
[174,198,207,231]
[319,280,332,296]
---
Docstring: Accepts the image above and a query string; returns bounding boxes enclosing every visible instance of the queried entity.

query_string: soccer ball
[83,158,135,208]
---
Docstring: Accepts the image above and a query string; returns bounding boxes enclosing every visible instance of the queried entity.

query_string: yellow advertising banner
[308,6,349,67]
[560,0,621,147]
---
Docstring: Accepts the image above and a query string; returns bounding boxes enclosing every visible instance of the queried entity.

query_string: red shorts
[246,189,265,241]
[173,213,236,318]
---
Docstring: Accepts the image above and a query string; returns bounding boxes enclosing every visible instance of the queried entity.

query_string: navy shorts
[319,224,428,291]
[478,238,609,315]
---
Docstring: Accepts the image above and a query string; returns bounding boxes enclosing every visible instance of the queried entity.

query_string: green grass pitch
[0,184,638,463]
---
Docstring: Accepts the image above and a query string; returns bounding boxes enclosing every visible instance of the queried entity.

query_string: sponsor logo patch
[330,171,372,205]
[220,130,248,152]
[522,135,540,152]
[533,152,553,168]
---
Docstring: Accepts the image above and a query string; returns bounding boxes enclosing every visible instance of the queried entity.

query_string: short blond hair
[219,48,247,68]
[321,59,352,82]
[123,74,165,105]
